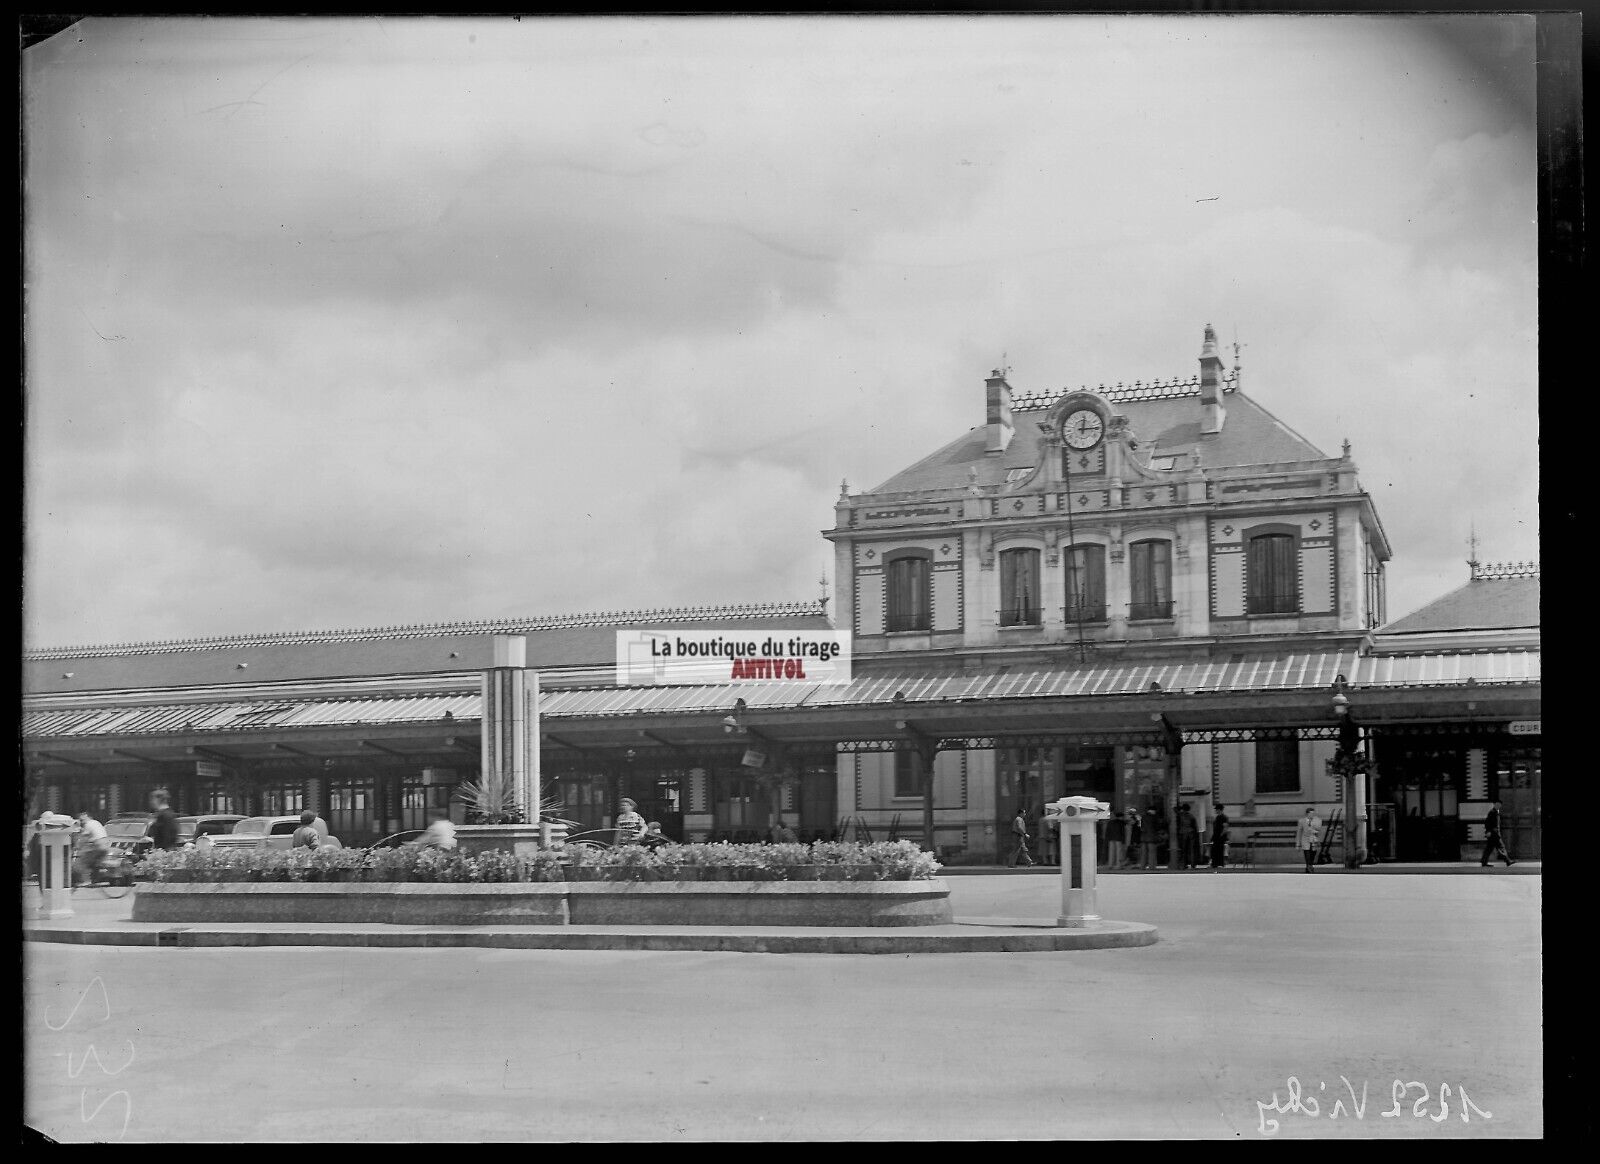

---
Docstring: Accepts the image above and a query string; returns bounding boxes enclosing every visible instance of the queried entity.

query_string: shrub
[860,840,942,881]
[757,843,812,879]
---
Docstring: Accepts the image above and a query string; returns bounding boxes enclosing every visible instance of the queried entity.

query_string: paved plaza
[24,871,1540,1141]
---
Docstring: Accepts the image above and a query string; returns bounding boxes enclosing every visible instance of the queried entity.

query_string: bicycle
[73,851,133,899]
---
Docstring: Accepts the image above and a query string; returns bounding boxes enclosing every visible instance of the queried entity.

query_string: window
[1129,539,1172,620]
[893,751,924,798]
[1255,736,1300,794]
[1247,531,1299,615]
[885,553,931,632]
[1064,544,1106,623]
[999,547,1041,626]
[1365,555,1386,629]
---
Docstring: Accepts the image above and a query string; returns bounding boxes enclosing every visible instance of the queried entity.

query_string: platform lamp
[1331,682,1369,869]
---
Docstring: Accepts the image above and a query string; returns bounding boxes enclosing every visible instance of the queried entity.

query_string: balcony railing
[1062,602,1107,624]
[1246,592,1300,616]
[884,614,931,633]
[1128,600,1173,621]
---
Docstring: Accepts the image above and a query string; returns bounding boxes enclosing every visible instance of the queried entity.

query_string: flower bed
[128,841,950,927]
[134,840,940,884]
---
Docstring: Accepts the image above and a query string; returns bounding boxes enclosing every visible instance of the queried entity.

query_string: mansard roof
[24,601,833,696]
[1378,572,1540,636]
[870,381,1329,495]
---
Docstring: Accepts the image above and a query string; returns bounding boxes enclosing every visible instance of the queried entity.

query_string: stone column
[481,634,539,823]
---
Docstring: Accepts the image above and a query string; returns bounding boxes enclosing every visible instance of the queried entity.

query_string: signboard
[741,750,767,771]
[1508,721,1541,736]
[195,760,222,780]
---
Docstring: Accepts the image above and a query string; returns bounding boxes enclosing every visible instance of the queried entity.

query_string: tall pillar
[481,635,539,822]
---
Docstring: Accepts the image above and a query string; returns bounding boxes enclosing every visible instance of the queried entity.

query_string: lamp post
[1331,689,1368,869]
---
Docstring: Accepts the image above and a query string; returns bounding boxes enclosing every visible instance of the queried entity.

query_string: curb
[21,919,1158,954]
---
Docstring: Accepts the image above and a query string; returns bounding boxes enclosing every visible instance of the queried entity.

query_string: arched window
[1129,539,1172,620]
[1064,544,1106,623]
[999,547,1041,626]
[1247,531,1299,615]
[885,552,932,632]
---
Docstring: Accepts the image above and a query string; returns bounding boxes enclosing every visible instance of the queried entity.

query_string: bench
[1239,829,1300,868]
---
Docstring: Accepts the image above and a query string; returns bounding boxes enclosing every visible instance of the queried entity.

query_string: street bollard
[34,812,78,920]
[1044,796,1112,928]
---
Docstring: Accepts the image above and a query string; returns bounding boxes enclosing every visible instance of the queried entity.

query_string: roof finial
[1468,523,1480,580]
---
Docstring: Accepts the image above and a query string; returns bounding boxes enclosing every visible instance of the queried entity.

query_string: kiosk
[34,812,78,920]
[1044,795,1111,927]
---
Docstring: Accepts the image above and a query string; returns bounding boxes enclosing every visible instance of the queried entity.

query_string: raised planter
[129,879,952,927]
[452,822,566,859]
[133,883,570,926]
[565,880,953,927]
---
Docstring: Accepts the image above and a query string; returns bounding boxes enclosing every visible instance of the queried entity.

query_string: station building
[21,328,1540,862]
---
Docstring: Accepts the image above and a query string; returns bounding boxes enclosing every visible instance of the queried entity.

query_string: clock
[1062,408,1105,450]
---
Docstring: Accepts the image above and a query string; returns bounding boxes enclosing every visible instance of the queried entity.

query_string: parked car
[103,812,247,865]
[209,816,343,850]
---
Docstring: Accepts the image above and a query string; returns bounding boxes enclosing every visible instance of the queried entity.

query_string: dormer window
[1004,467,1032,484]
[1149,455,1179,471]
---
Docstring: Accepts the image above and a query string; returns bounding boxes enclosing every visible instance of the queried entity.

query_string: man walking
[1295,806,1323,873]
[1008,807,1035,867]
[1209,803,1231,871]
[1480,799,1516,867]
[1123,809,1143,868]
[148,791,181,852]
[1104,808,1126,870]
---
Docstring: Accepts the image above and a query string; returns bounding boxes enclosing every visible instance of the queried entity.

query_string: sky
[23,14,1540,650]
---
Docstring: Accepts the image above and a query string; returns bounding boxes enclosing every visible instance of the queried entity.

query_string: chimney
[985,369,1014,454]
[1198,324,1226,436]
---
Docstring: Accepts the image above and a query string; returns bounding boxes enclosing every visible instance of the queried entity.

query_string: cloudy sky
[23,14,1539,650]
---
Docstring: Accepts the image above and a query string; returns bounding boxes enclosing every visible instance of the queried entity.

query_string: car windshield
[105,821,149,838]
[230,818,274,836]
[177,817,199,833]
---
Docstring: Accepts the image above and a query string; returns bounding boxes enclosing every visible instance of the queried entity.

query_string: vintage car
[209,816,343,851]
[105,813,247,864]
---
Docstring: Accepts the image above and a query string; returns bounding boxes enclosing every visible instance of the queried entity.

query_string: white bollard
[1044,796,1111,928]
[34,813,79,920]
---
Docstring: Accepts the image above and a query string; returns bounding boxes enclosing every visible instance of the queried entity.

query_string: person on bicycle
[614,798,647,845]
[417,810,458,851]
[73,810,111,885]
[291,810,322,850]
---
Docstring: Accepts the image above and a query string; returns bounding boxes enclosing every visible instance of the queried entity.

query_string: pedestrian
[1184,805,1205,868]
[1008,807,1035,867]
[642,820,672,850]
[769,817,797,844]
[148,791,181,851]
[1209,803,1231,871]
[1479,800,1516,867]
[1104,808,1126,870]
[418,810,457,850]
[291,810,321,850]
[1295,806,1323,873]
[614,798,648,844]
[73,809,111,885]
[1143,807,1162,869]
[1124,809,1143,868]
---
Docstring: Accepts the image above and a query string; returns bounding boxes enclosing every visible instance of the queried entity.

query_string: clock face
[1062,408,1105,450]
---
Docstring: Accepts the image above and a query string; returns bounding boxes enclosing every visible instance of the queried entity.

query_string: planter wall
[129,879,952,928]
[565,881,953,927]
[133,883,570,926]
